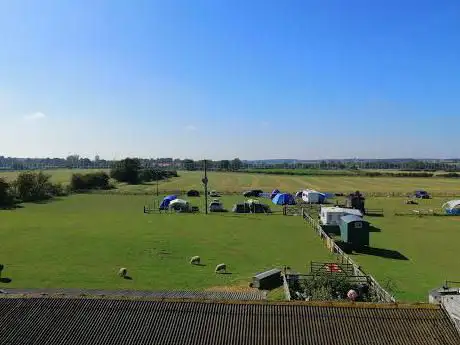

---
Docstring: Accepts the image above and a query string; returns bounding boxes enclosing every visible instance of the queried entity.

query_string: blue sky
[0,0,459,160]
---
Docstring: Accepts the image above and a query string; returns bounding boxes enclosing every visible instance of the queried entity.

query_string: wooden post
[204,160,208,215]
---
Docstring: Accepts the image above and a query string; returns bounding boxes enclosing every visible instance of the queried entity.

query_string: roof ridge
[0,294,441,309]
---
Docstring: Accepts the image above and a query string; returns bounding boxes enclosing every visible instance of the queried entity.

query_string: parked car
[243,189,264,197]
[414,190,430,199]
[209,190,220,197]
[209,199,226,212]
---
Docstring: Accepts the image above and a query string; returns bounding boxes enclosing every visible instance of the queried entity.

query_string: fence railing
[301,208,396,303]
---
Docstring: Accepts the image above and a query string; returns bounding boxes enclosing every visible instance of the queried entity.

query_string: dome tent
[270,189,280,199]
[272,193,296,205]
[442,200,460,215]
[159,195,177,210]
[169,199,190,212]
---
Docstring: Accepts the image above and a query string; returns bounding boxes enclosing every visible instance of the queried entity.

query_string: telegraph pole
[202,160,208,214]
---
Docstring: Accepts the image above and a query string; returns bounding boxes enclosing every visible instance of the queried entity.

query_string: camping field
[1,169,460,195]
[0,194,331,293]
[1,168,460,302]
[320,197,460,301]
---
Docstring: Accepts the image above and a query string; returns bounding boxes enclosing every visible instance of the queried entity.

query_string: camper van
[320,206,363,226]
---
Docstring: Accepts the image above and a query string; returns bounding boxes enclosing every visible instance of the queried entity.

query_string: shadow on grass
[31,197,65,205]
[217,272,232,275]
[0,278,12,284]
[123,276,133,280]
[220,214,263,220]
[356,247,409,260]
[369,225,381,232]
[193,263,206,267]
[0,204,24,211]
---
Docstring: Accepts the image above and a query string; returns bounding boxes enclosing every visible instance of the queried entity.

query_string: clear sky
[0,0,459,160]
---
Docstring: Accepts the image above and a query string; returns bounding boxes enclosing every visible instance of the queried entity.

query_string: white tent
[442,200,460,215]
[302,189,327,204]
[170,199,188,206]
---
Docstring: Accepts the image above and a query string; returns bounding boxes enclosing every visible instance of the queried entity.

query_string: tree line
[2,154,460,172]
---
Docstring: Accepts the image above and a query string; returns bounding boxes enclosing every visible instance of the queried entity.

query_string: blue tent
[159,195,177,210]
[272,193,296,205]
[270,189,280,199]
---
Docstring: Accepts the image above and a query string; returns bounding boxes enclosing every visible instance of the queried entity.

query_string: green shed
[339,215,370,248]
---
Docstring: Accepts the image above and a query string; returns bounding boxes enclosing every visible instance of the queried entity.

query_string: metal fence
[301,209,396,303]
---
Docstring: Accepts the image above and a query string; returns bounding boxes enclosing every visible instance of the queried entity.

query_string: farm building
[320,207,363,226]
[251,268,283,290]
[339,215,370,248]
[345,191,365,214]
[302,189,327,204]
[442,200,460,215]
[0,296,459,345]
[272,193,295,205]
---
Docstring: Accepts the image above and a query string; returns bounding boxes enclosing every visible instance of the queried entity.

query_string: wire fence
[301,209,396,303]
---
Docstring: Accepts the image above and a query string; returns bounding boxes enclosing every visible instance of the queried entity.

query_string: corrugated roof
[1,297,459,345]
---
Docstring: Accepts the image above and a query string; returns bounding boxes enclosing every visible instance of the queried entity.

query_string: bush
[438,172,459,178]
[295,273,379,302]
[70,172,111,191]
[12,171,52,202]
[47,182,69,196]
[10,171,65,202]
[0,178,15,208]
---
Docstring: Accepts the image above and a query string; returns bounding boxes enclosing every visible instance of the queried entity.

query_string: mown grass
[1,169,459,195]
[1,169,459,302]
[0,194,331,291]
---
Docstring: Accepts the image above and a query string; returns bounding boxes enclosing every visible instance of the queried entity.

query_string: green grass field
[322,197,460,301]
[1,169,460,195]
[0,194,331,292]
[1,168,459,302]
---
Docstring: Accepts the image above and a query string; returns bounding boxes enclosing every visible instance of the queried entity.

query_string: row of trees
[2,154,460,172]
[181,158,243,171]
[0,158,182,208]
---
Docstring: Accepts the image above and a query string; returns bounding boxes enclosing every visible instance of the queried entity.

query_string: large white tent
[442,200,460,215]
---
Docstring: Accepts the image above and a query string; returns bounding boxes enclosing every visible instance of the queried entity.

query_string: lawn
[1,168,459,302]
[318,197,460,302]
[1,169,460,195]
[0,194,331,291]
